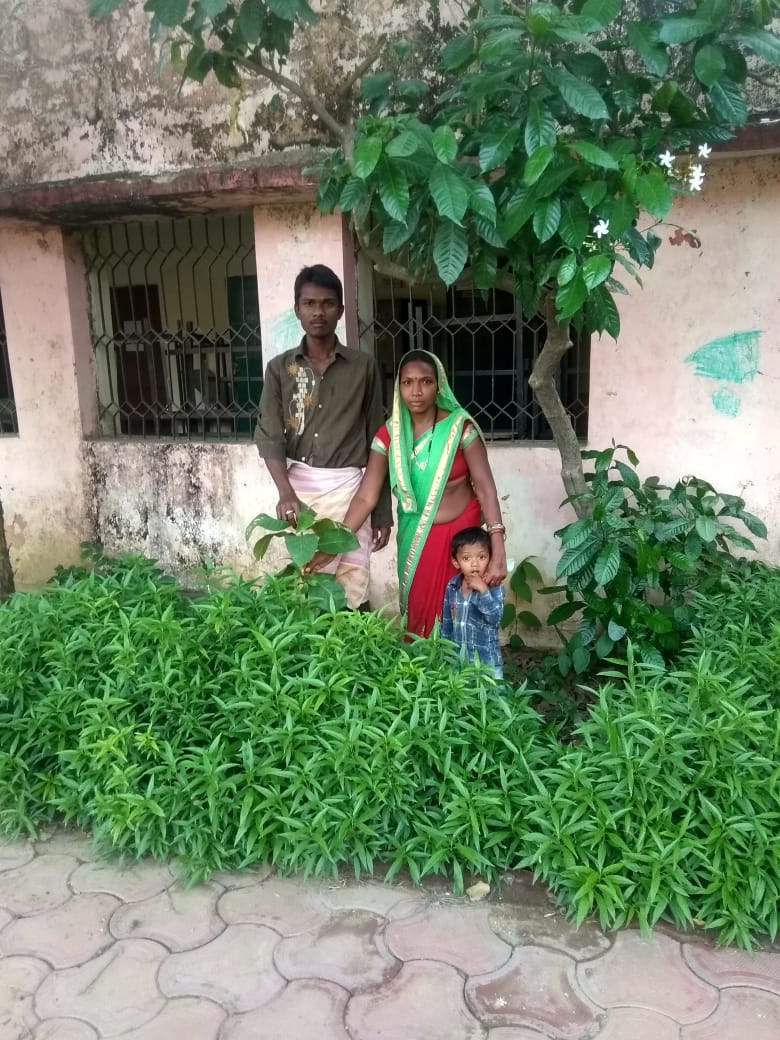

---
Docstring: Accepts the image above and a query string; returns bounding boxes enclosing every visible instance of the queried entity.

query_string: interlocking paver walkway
[0,828,778,1040]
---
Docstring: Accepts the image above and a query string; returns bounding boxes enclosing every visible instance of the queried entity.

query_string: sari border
[399,413,467,609]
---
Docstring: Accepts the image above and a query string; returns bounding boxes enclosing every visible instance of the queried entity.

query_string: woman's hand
[484,543,507,587]
[305,551,336,575]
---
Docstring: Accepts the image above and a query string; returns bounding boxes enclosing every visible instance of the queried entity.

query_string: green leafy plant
[2,550,779,944]
[245,505,359,611]
[500,555,544,650]
[548,444,767,675]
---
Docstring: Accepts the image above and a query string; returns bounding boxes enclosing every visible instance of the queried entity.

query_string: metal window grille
[0,292,18,435]
[358,271,590,441]
[81,213,263,440]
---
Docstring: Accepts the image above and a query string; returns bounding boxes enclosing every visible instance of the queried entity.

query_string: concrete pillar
[0,220,95,585]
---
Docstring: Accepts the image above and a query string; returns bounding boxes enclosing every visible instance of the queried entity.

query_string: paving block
[577,931,719,1024]
[71,859,175,903]
[0,854,79,916]
[488,1030,555,1040]
[218,876,330,935]
[683,987,780,1039]
[594,1007,680,1039]
[276,910,399,992]
[386,904,511,976]
[106,996,226,1039]
[0,838,34,872]
[0,955,50,1040]
[210,865,273,889]
[222,978,350,1040]
[489,903,611,961]
[35,938,167,1035]
[348,960,487,1040]
[683,942,780,995]
[34,1020,98,1040]
[33,829,96,862]
[466,945,601,1039]
[111,880,224,951]
[0,892,118,968]
[317,879,428,920]
[159,923,285,1012]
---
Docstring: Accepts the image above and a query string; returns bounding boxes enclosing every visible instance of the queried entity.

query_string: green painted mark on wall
[685,329,761,383]
[711,388,741,417]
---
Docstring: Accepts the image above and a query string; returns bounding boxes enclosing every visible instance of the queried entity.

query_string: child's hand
[465,575,489,594]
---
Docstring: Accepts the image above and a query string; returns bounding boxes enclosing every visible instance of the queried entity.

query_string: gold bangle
[486,522,506,538]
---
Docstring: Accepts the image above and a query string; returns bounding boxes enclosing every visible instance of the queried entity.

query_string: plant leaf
[432,125,458,165]
[430,164,469,223]
[353,136,384,179]
[433,220,469,285]
[594,543,621,585]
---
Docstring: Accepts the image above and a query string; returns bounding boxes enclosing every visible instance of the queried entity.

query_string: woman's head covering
[388,349,479,513]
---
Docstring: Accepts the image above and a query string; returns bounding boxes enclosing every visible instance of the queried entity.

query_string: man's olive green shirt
[254,340,392,528]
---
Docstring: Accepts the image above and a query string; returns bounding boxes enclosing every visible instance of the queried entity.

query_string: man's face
[295,282,344,339]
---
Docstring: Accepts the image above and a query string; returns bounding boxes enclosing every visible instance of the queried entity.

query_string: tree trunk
[0,491,14,599]
[527,291,591,518]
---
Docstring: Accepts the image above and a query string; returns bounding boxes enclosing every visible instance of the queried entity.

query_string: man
[254,264,392,608]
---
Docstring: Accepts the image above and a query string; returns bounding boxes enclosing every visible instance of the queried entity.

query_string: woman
[308,350,507,637]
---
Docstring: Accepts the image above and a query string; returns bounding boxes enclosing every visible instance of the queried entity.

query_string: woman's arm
[306,449,390,573]
[342,449,390,533]
[463,436,507,586]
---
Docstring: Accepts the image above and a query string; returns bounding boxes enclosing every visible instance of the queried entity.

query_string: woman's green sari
[385,351,480,611]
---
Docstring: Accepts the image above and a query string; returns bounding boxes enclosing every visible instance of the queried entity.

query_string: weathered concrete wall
[0,0,453,191]
[0,220,95,584]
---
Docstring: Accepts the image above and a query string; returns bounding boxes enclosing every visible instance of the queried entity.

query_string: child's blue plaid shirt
[441,575,504,677]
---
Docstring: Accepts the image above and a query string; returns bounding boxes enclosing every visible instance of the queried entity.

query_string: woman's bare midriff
[432,475,475,523]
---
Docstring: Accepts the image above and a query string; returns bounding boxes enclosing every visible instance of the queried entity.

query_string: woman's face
[399,360,438,415]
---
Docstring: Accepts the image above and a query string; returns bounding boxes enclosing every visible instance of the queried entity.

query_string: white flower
[593,218,610,239]
[658,149,675,170]
[697,143,712,159]
[688,163,706,191]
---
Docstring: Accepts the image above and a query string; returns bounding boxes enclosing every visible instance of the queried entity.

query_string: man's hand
[305,551,336,574]
[276,494,302,528]
[371,527,391,552]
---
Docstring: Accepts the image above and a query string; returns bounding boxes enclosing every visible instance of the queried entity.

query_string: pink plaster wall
[589,155,780,563]
[0,221,92,583]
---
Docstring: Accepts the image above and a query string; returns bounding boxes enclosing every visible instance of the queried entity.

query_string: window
[82,214,263,440]
[358,271,589,441]
[0,292,18,435]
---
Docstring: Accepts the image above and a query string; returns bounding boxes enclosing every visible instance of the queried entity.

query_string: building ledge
[1,119,779,225]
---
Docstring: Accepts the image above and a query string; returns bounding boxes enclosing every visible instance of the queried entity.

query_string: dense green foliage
[1,551,778,946]
[527,567,780,949]
[548,445,767,673]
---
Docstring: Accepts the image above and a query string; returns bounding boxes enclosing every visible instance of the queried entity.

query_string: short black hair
[451,526,491,558]
[294,264,343,308]
[399,350,438,383]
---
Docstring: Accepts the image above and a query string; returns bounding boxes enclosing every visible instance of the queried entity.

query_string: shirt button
[318,404,322,409]
[301,456,305,460]
[314,433,318,438]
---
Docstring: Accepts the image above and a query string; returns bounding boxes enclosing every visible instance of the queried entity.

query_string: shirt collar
[294,335,347,361]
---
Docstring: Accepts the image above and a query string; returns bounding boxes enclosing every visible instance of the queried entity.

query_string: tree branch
[528,292,590,515]
[232,54,346,144]
[353,224,422,284]
[336,36,388,99]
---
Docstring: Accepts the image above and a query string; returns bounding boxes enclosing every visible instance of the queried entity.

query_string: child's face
[453,543,491,579]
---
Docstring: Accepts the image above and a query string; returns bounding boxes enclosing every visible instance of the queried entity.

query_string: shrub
[0,553,546,889]
[549,445,766,676]
[2,551,778,946]
[521,567,780,947]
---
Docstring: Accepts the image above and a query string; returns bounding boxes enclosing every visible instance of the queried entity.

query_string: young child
[441,526,505,678]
